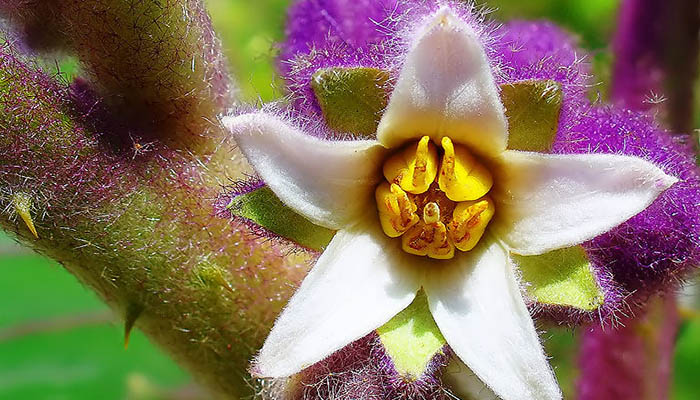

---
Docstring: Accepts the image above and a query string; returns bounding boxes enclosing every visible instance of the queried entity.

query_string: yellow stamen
[402,221,455,260]
[12,192,38,239]
[402,223,429,257]
[376,182,419,237]
[426,221,455,259]
[377,135,496,259]
[438,137,493,202]
[383,136,439,195]
[448,197,495,252]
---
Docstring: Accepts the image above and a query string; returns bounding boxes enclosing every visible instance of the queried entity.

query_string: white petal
[222,112,387,230]
[424,238,562,400]
[253,219,423,378]
[491,151,678,255]
[377,7,507,156]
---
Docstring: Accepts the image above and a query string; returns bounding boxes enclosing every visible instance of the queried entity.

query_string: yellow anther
[423,202,440,225]
[376,182,419,238]
[448,197,495,252]
[426,221,454,259]
[377,135,497,259]
[383,136,439,195]
[402,221,455,260]
[12,192,38,239]
[438,137,493,202]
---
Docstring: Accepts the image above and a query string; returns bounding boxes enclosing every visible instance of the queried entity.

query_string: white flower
[222,8,676,400]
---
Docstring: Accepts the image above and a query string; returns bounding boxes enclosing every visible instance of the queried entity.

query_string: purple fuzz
[276,0,700,397]
[290,333,451,400]
[577,297,678,400]
[280,0,700,322]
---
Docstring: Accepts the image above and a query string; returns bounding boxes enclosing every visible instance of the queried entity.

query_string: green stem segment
[0,26,307,400]
[0,0,236,154]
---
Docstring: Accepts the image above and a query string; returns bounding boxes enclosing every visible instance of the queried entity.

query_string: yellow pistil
[422,202,440,225]
[438,137,493,202]
[383,136,439,194]
[376,136,495,259]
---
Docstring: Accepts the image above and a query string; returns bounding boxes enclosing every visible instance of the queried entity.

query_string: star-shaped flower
[223,8,676,400]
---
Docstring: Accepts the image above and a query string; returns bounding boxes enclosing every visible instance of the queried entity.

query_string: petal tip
[220,115,246,135]
[248,360,267,379]
[220,112,262,135]
[433,6,458,24]
[220,114,236,129]
[423,6,475,38]
[660,172,679,189]
[251,349,295,379]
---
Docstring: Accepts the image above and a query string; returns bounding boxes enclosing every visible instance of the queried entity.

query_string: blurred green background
[1,0,699,399]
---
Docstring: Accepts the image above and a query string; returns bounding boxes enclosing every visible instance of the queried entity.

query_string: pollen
[376,136,495,259]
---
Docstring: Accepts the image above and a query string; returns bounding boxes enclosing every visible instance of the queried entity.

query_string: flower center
[376,136,495,259]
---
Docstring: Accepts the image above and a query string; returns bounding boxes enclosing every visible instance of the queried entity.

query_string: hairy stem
[0,0,237,154]
[578,1,699,398]
[611,0,700,134]
[577,297,678,400]
[0,1,313,397]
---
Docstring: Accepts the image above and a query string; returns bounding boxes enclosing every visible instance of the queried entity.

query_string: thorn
[222,282,235,294]
[124,303,144,350]
[211,271,235,294]
[12,193,38,239]
[192,261,236,293]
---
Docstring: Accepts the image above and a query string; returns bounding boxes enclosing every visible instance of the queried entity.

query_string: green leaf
[376,291,447,381]
[502,80,563,152]
[0,250,188,399]
[513,246,605,311]
[311,67,391,137]
[227,186,335,252]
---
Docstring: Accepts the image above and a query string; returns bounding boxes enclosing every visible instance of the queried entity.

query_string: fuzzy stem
[577,1,698,397]
[611,0,700,134]
[577,296,678,400]
[0,32,308,400]
[0,0,237,154]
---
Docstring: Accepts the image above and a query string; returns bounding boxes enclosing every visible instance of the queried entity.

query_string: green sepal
[502,82,602,312]
[311,67,391,137]
[513,246,605,311]
[227,186,335,252]
[376,291,447,381]
[502,80,563,152]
